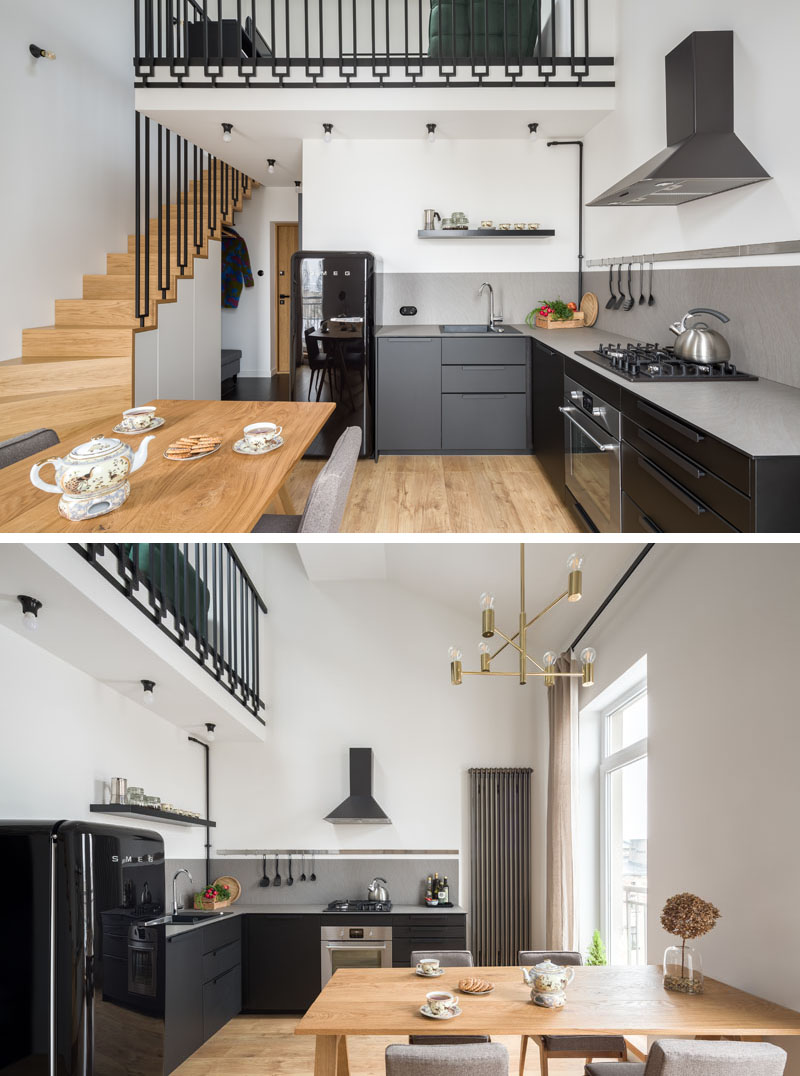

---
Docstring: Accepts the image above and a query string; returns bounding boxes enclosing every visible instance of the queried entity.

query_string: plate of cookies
[164,434,223,461]
[458,977,494,995]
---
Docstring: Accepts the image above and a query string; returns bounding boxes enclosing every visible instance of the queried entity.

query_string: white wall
[221,185,298,377]
[134,242,222,403]
[0,625,206,861]
[302,139,579,274]
[554,544,800,1072]
[0,2,134,363]
[211,545,538,915]
[584,0,800,269]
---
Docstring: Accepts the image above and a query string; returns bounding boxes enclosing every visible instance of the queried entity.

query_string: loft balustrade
[72,543,267,720]
[134,0,614,88]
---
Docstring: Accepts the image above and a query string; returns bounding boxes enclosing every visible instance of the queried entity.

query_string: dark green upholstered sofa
[124,544,211,638]
[428,0,540,59]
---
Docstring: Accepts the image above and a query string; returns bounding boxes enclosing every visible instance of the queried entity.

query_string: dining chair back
[387,1044,508,1076]
[517,950,627,1076]
[251,426,361,534]
[0,428,58,470]
[585,1038,786,1076]
[411,950,474,967]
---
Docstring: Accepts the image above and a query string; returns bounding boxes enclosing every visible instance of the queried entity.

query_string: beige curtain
[546,651,576,949]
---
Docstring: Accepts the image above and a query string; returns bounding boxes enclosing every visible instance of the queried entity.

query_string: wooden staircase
[0,164,254,445]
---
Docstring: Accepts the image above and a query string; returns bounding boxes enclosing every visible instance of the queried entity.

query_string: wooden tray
[535,311,586,330]
[214,875,242,903]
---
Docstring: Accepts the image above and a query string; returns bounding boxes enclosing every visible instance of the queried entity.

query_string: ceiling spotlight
[528,122,539,142]
[267,159,275,174]
[221,123,233,143]
[29,44,56,60]
[295,179,302,188]
[322,123,333,143]
[141,679,156,706]
[18,595,42,632]
[205,723,216,743]
[426,123,437,143]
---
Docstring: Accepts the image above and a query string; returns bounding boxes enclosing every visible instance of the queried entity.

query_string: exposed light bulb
[204,723,216,743]
[580,646,596,687]
[141,679,156,706]
[567,552,583,603]
[267,159,275,174]
[478,640,491,673]
[528,122,539,142]
[542,651,558,668]
[426,123,437,143]
[221,123,233,143]
[448,646,463,662]
[23,610,38,632]
[580,647,596,664]
[478,641,490,654]
[322,123,333,143]
[479,592,495,611]
[567,553,584,572]
[18,595,42,632]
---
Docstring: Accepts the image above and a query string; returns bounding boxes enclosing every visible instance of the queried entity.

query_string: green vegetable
[531,298,574,321]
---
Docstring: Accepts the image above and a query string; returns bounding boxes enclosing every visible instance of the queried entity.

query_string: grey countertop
[163,903,466,938]
[376,323,800,458]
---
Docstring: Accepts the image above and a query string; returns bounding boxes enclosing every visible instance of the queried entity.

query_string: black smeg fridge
[290,250,375,459]
[0,820,166,1076]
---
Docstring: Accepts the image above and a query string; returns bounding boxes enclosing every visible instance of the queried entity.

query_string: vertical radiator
[469,767,532,965]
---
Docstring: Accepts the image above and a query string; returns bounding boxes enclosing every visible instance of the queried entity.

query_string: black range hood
[588,31,770,207]
[324,748,391,825]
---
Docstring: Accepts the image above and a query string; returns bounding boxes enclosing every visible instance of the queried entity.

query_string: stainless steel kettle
[368,877,389,902]
[669,308,731,364]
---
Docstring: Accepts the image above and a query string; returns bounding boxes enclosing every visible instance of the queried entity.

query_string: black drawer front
[621,491,664,533]
[622,444,738,533]
[393,923,465,939]
[200,916,241,955]
[442,338,527,365]
[203,964,242,1040]
[407,914,465,929]
[622,394,751,494]
[393,937,468,966]
[442,364,527,393]
[622,417,750,530]
[442,393,527,450]
[202,938,241,984]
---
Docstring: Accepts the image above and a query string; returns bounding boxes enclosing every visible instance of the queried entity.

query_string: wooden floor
[175,1015,586,1076]
[285,455,578,533]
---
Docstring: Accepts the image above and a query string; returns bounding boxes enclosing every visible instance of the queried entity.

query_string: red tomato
[567,301,578,311]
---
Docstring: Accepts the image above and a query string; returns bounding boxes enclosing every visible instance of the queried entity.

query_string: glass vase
[663,943,704,994]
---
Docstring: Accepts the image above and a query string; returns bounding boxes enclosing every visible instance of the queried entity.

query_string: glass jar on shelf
[143,795,161,810]
[127,786,144,805]
[663,944,704,994]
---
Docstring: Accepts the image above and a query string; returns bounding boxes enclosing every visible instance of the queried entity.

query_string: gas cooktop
[325,899,393,912]
[576,343,757,383]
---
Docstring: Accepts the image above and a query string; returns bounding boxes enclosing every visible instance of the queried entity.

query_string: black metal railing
[134,0,614,88]
[134,115,254,326]
[72,543,268,720]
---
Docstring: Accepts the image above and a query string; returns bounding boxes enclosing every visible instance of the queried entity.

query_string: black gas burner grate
[576,343,758,382]
[325,899,393,912]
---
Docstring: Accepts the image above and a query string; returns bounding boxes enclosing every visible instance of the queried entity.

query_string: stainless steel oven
[561,373,621,532]
[320,924,392,986]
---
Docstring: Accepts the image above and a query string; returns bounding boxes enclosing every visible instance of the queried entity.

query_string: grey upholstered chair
[584,1038,786,1076]
[518,950,628,1076]
[252,426,361,533]
[387,1044,508,1076]
[0,428,58,469]
[409,950,489,1047]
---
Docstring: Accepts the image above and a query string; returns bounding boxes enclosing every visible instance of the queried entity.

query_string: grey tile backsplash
[166,857,458,908]
[378,266,800,388]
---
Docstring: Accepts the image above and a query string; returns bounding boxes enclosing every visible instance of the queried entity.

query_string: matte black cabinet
[377,338,442,452]
[391,914,468,967]
[243,915,321,1013]
[532,340,566,496]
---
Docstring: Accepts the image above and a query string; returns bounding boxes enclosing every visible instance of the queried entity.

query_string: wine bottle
[425,875,433,902]
[432,872,440,900]
[440,876,449,904]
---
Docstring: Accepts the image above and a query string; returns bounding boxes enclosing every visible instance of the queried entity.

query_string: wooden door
[274,222,299,374]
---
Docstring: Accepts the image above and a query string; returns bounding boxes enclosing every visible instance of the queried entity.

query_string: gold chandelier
[448,544,596,688]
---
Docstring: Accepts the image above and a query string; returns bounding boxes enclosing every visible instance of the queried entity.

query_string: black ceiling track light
[267,159,276,174]
[221,122,233,143]
[528,122,539,141]
[17,595,42,632]
[141,679,156,706]
[426,123,437,143]
[29,44,56,60]
[322,123,334,142]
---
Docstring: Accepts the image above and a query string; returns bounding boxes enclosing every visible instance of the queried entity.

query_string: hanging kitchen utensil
[648,258,655,306]
[668,308,731,364]
[622,264,635,311]
[605,264,617,309]
[287,855,294,886]
[310,853,317,882]
[273,855,281,887]
[638,260,646,305]
[614,263,626,309]
[259,855,270,887]
[300,854,307,882]
[579,292,599,327]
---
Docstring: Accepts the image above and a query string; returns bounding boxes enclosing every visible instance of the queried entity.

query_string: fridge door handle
[50,834,57,1076]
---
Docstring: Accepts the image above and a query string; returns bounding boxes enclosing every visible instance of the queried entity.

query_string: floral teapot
[30,434,154,521]
[521,959,576,1008]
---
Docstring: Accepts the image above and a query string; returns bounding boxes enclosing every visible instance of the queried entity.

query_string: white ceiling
[297,541,655,655]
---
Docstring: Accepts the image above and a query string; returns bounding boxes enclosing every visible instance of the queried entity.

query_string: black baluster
[227,552,234,688]
[144,117,150,324]
[193,143,199,252]
[237,0,243,80]
[203,0,209,79]
[157,123,163,301]
[198,147,204,253]
[176,134,182,273]
[166,128,171,295]
[183,137,188,270]
[135,114,142,325]
[194,543,201,647]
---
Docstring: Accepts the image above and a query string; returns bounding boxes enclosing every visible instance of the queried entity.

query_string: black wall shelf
[418,229,555,239]
[90,804,216,828]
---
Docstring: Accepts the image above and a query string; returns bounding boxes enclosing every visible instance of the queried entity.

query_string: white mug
[244,422,283,450]
[426,991,456,1016]
[122,406,157,430]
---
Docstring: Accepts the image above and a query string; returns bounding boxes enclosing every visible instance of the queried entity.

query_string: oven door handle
[325,943,388,952]
[559,406,617,452]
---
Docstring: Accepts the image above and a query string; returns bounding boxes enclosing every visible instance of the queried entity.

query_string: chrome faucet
[479,282,504,332]
[172,868,193,915]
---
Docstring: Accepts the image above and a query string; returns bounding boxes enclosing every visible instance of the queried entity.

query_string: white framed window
[600,681,647,966]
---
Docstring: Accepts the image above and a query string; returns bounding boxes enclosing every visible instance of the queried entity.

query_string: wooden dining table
[295,966,800,1076]
[0,398,334,533]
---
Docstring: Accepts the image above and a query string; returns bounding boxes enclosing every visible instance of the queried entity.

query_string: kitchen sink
[440,324,522,335]
[145,911,230,926]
